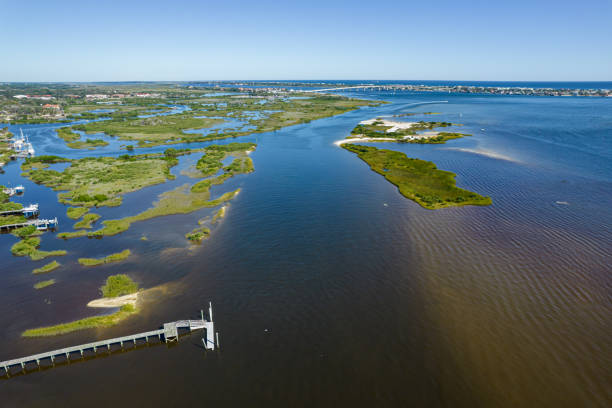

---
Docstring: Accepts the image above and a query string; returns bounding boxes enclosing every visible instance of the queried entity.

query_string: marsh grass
[74,213,100,229]
[101,274,138,298]
[34,279,56,289]
[78,249,131,266]
[342,144,492,209]
[67,206,89,219]
[11,237,67,260]
[21,304,136,337]
[32,260,61,274]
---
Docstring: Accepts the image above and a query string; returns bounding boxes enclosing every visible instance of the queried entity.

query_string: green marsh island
[340,117,492,209]
[22,274,139,337]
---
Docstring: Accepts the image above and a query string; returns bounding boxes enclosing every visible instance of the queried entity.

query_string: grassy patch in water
[57,230,88,239]
[0,214,26,226]
[78,249,131,266]
[342,144,492,209]
[23,152,179,208]
[32,260,61,274]
[34,279,56,289]
[186,226,210,243]
[11,225,42,238]
[89,188,240,237]
[67,206,89,219]
[57,127,81,142]
[66,139,109,149]
[73,113,224,145]
[101,274,138,298]
[0,201,23,211]
[11,237,67,260]
[21,304,136,337]
[74,213,101,229]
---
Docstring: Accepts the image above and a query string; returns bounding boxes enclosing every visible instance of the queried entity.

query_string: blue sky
[2,0,611,81]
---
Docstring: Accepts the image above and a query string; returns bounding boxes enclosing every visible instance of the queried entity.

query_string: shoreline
[87,292,138,308]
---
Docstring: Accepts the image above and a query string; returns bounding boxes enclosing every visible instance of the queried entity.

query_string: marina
[10,129,35,158]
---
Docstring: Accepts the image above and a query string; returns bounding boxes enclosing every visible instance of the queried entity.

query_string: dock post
[65,352,69,360]
[120,341,123,347]
[209,302,213,322]
[50,355,54,364]
[80,349,83,357]
[36,359,40,366]
[216,332,220,349]
[201,309,204,323]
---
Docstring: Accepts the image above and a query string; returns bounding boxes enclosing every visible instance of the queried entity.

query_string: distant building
[85,94,109,100]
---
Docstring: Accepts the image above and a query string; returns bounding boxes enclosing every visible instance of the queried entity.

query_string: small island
[22,274,139,337]
[342,144,492,209]
[339,116,492,209]
[337,118,468,145]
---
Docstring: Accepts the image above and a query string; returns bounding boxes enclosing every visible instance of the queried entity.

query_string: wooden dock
[0,203,39,217]
[0,217,58,232]
[1,310,217,375]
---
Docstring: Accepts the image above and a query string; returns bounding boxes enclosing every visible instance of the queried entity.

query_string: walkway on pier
[0,203,39,217]
[0,217,57,232]
[1,306,217,375]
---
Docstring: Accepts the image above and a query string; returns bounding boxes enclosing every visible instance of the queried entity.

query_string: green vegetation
[342,144,492,209]
[66,206,89,219]
[56,94,379,147]
[22,155,71,170]
[196,143,255,176]
[73,114,224,146]
[32,260,61,274]
[78,249,131,266]
[57,230,88,239]
[23,152,179,207]
[85,143,252,237]
[186,226,210,242]
[90,187,240,237]
[57,127,81,142]
[0,128,15,164]
[34,279,56,289]
[0,201,23,211]
[349,120,459,142]
[11,237,67,260]
[12,225,41,238]
[0,214,26,226]
[74,213,100,229]
[101,274,138,298]
[66,139,109,149]
[22,304,136,337]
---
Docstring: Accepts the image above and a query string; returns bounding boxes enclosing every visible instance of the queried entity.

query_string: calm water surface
[0,91,610,407]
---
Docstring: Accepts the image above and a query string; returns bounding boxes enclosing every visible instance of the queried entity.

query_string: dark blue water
[0,91,610,407]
